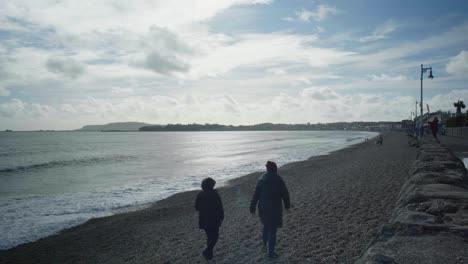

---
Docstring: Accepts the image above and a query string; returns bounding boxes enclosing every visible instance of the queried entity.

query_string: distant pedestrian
[378,134,383,145]
[195,177,224,261]
[428,117,439,142]
[250,161,291,259]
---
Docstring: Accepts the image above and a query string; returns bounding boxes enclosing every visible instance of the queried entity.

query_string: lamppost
[415,100,418,120]
[419,64,434,144]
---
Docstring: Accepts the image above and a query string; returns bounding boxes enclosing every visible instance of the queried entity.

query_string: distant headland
[75,121,403,132]
[76,122,152,131]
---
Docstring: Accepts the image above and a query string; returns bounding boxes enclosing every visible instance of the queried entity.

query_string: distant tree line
[139,122,401,131]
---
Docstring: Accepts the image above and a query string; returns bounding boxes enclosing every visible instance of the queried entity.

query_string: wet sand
[0,132,418,264]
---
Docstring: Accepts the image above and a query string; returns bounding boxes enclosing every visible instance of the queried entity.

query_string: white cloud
[427,89,468,113]
[0,56,11,80]
[46,57,85,79]
[28,103,55,117]
[1,1,467,130]
[302,87,339,101]
[0,0,272,34]
[368,73,407,81]
[350,22,468,70]
[0,98,25,117]
[137,52,189,74]
[314,26,325,33]
[111,87,134,97]
[295,5,338,22]
[0,17,29,32]
[359,20,399,42]
[2,88,466,130]
[266,68,287,75]
[297,9,314,22]
[0,86,10,96]
[59,104,77,114]
[446,50,468,76]
[187,32,353,78]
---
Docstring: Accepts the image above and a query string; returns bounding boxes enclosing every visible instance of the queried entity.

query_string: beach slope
[0,132,417,264]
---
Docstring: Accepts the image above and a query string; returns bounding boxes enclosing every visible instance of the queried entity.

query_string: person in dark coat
[195,177,224,260]
[250,161,290,259]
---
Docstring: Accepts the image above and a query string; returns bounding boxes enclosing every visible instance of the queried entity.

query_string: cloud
[0,17,30,32]
[272,93,300,109]
[187,32,353,78]
[2,88,465,130]
[446,50,468,76]
[139,52,189,74]
[427,89,468,112]
[59,104,77,114]
[368,73,407,81]
[295,5,338,22]
[28,103,55,117]
[266,68,287,75]
[111,87,134,96]
[46,57,85,79]
[359,20,399,42]
[350,22,468,70]
[1,1,467,130]
[314,26,325,33]
[0,98,24,117]
[0,86,10,96]
[131,26,193,74]
[0,57,10,81]
[0,0,272,34]
[302,87,339,101]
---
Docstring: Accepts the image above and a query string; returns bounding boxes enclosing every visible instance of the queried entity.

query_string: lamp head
[428,69,434,79]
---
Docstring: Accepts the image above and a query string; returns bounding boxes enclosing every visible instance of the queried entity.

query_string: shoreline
[99,134,379,226]
[98,133,379,227]
[1,132,415,264]
[0,130,375,250]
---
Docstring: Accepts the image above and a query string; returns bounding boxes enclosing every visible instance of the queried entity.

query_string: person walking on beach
[378,134,383,145]
[250,161,291,259]
[428,116,439,142]
[195,177,224,261]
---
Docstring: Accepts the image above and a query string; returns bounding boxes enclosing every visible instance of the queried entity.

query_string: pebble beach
[0,132,418,264]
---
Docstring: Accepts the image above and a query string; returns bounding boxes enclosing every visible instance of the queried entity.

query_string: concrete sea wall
[357,138,468,264]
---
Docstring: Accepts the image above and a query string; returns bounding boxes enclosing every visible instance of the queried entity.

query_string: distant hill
[139,121,403,131]
[78,122,153,131]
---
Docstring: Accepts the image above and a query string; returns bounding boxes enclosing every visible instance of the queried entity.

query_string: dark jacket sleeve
[250,182,261,214]
[195,192,201,211]
[216,192,224,222]
[280,178,291,209]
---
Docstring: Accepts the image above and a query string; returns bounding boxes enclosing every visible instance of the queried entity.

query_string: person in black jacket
[250,161,290,259]
[195,177,224,260]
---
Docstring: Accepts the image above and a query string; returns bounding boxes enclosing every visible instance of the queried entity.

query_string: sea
[0,130,376,250]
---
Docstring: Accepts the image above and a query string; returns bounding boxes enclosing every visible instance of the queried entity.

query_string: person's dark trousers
[203,227,219,259]
[262,224,277,255]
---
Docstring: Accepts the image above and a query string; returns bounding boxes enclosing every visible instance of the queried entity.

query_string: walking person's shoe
[202,250,213,261]
[268,252,279,259]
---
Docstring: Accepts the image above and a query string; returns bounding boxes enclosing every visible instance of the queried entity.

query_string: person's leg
[204,227,219,259]
[203,229,210,259]
[262,225,268,248]
[268,226,278,257]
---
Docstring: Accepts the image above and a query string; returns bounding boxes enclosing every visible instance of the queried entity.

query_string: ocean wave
[0,155,137,174]
[345,137,362,142]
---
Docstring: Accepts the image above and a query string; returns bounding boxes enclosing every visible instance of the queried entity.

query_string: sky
[0,0,467,130]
